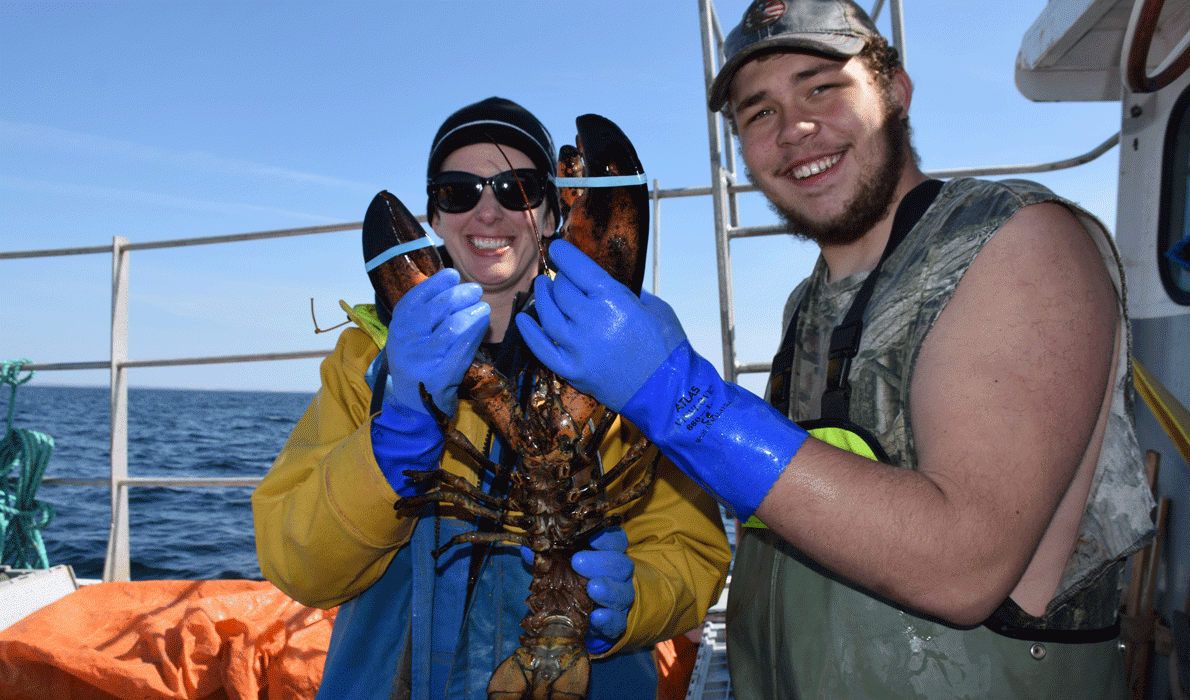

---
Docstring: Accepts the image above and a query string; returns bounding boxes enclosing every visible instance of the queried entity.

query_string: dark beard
[752,114,909,247]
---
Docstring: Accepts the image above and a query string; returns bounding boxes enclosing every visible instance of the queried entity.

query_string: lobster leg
[431,530,531,560]
[440,433,505,477]
[587,439,656,494]
[576,450,660,520]
[570,408,617,479]
[416,383,523,485]
[401,469,509,510]
[397,488,533,531]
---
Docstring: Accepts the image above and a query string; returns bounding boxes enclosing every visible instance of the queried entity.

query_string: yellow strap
[1133,357,1190,468]
[339,300,388,350]
[742,425,880,529]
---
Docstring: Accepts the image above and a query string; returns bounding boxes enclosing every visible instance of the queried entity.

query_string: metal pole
[700,0,741,383]
[889,0,907,69]
[103,236,131,583]
[652,179,662,296]
[870,0,887,22]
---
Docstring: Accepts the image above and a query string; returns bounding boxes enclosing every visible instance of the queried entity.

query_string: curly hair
[856,35,903,97]
[858,36,918,165]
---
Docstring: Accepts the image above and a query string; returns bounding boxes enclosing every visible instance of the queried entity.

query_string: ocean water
[2,384,313,581]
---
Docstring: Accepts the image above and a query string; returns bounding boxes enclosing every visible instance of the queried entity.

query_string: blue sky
[2,1,1122,396]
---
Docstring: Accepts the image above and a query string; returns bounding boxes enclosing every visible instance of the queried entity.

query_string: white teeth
[470,236,512,250]
[792,153,842,180]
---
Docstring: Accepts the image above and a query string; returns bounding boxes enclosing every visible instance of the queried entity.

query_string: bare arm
[753,202,1119,625]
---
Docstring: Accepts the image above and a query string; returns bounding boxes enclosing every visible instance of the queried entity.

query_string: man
[515,2,1156,697]
[252,97,731,699]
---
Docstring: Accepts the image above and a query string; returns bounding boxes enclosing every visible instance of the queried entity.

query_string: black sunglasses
[428,169,549,214]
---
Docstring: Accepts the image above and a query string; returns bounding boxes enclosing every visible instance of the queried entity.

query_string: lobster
[362,114,655,700]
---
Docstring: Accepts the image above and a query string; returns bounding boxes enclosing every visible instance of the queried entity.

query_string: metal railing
[3,222,362,581]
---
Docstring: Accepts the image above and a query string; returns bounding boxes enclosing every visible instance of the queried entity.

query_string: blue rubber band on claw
[364,236,436,272]
[554,173,647,188]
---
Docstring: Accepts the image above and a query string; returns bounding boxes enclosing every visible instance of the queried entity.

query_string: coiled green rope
[1,360,55,569]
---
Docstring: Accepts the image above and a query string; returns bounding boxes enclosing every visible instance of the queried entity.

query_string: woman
[251,97,731,700]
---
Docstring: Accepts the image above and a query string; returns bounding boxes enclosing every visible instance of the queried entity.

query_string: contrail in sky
[0,119,374,191]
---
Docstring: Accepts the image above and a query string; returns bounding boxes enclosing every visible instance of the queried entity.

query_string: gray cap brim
[708,33,865,112]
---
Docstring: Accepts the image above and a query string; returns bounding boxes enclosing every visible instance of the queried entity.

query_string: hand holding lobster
[370,267,488,496]
[518,239,686,414]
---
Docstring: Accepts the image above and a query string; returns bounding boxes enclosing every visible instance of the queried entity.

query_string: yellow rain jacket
[252,323,731,658]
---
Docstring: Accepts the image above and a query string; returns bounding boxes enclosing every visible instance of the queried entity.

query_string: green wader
[731,422,1126,699]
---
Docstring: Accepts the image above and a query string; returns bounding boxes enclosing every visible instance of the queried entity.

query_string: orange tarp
[0,579,336,700]
[653,632,699,700]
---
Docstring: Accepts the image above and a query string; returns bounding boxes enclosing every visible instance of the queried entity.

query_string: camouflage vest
[727,177,1155,699]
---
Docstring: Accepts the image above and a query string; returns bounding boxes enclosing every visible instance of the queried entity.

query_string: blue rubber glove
[619,340,810,521]
[519,526,634,655]
[372,268,489,496]
[515,239,684,413]
[516,240,808,521]
[572,527,634,655]
[372,403,446,498]
[384,268,489,416]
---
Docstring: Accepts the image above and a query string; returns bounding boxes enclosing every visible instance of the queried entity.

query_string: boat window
[1160,82,1190,305]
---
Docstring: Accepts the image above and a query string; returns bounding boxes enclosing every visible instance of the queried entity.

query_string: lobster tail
[488,619,590,700]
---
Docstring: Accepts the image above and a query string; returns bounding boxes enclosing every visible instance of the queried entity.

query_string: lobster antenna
[310,298,348,334]
[487,134,549,274]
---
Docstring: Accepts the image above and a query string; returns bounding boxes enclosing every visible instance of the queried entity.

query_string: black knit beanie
[426,97,560,227]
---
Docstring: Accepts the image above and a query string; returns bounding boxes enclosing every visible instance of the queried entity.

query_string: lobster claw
[556,114,649,297]
[362,190,444,318]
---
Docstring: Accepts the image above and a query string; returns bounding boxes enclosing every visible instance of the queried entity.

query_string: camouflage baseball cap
[708,0,881,112]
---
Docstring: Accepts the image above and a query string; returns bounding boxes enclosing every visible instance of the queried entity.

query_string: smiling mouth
[468,235,513,251]
[789,153,843,180]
